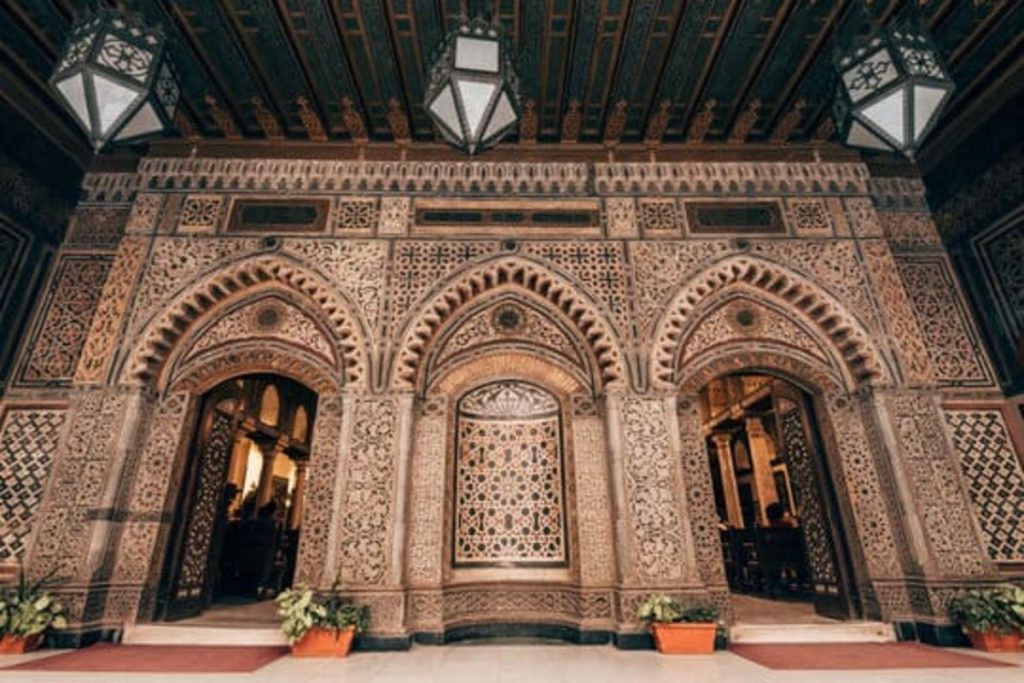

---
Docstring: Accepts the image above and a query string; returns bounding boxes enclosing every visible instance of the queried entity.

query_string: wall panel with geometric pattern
[944,409,1024,563]
[15,254,112,386]
[0,407,66,565]
[454,381,567,567]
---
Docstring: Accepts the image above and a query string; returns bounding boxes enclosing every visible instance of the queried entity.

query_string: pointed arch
[123,254,369,388]
[391,256,628,392]
[650,256,892,390]
[423,291,595,393]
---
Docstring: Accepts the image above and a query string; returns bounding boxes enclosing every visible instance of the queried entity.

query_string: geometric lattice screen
[454,381,567,567]
[0,409,65,564]
[945,409,1024,563]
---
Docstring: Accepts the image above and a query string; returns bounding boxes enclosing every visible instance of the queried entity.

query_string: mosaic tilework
[945,409,1024,563]
[0,409,66,563]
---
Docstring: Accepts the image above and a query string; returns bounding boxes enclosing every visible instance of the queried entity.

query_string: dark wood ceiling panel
[608,0,686,139]
[754,1,847,140]
[222,0,316,135]
[648,2,712,140]
[0,0,1017,155]
[276,0,361,137]
[701,0,783,139]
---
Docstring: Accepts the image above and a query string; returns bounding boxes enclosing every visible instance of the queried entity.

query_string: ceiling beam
[722,0,796,141]
[761,0,849,139]
[679,1,740,139]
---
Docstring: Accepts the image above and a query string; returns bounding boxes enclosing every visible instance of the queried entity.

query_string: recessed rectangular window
[227,198,330,233]
[685,201,786,235]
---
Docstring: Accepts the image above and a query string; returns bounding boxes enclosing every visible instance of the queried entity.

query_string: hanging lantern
[424,17,521,155]
[832,19,954,159]
[50,8,180,150]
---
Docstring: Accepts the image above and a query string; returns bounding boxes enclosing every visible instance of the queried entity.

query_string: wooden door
[775,390,858,621]
[159,404,236,621]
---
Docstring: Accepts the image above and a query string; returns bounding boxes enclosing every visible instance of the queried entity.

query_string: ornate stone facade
[1,156,1018,644]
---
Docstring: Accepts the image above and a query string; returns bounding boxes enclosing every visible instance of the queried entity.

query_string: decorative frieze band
[594,162,870,196]
[134,159,591,196]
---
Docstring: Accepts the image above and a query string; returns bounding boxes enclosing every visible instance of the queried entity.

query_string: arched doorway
[157,374,317,621]
[701,373,859,622]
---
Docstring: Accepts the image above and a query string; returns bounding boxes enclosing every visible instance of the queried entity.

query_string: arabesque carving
[125,255,369,388]
[651,256,890,388]
[393,257,628,392]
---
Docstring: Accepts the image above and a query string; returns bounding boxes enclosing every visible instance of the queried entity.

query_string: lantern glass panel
[842,49,898,102]
[116,101,162,140]
[483,91,516,142]
[913,84,947,141]
[846,120,891,151]
[429,83,462,140]
[860,86,907,146]
[456,78,496,138]
[55,74,90,128]
[93,73,140,134]
[454,35,500,73]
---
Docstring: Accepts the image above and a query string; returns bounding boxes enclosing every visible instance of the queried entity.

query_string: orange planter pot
[0,634,43,655]
[291,626,356,657]
[651,623,717,654]
[966,630,1022,652]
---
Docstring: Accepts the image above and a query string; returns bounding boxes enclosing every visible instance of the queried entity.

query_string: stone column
[711,432,743,528]
[390,392,416,586]
[745,417,779,524]
[254,439,280,508]
[288,462,307,530]
[601,391,636,586]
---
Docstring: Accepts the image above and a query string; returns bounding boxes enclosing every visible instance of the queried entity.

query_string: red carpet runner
[730,642,1016,670]
[5,643,289,673]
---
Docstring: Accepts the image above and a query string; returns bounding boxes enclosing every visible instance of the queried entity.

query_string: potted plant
[638,594,719,654]
[948,584,1023,652]
[0,570,68,654]
[276,583,369,657]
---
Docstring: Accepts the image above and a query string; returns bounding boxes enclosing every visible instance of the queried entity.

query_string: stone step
[729,621,896,644]
[122,623,287,646]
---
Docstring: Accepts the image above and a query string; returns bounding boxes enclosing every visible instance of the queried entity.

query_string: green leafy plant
[948,584,1024,635]
[275,583,369,644]
[0,569,68,639]
[638,594,718,624]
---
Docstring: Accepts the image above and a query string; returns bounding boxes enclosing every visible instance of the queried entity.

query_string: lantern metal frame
[832,18,954,159]
[424,16,521,155]
[50,8,180,150]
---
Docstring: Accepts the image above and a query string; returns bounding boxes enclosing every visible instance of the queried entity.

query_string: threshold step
[122,623,287,646]
[729,621,895,644]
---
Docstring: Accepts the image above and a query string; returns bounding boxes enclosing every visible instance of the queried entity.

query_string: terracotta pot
[291,626,356,657]
[0,634,43,655]
[651,622,717,654]
[966,629,1022,652]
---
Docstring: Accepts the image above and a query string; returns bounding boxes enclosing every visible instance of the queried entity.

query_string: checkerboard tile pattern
[0,409,65,563]
[945,409,1024,562]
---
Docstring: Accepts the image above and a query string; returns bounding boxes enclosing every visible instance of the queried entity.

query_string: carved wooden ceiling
[0,0,1021,173]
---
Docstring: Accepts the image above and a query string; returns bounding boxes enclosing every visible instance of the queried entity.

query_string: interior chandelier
[424,17,521,155]
[832,18,954,159]
[50,8,180,150]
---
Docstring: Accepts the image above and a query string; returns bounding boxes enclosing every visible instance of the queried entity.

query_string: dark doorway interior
[701,374,859,622]
[158,374,317,621]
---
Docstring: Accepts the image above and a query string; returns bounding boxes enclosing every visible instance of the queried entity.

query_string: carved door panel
[160,408,236,621]
[776,394,857,621]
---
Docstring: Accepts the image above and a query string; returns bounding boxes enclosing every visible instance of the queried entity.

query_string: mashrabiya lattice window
[453,381,568,567]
